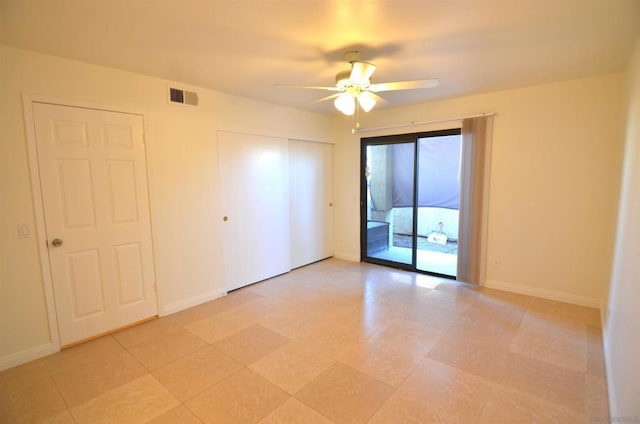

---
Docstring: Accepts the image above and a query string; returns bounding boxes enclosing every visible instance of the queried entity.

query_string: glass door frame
[360,128,461,279]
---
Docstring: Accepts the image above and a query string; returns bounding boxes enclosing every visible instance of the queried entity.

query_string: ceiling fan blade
[274,84,341,91]
[350,61,377,85]
[309,93,341,105]
[369,79,439,92]
[369,92,388,106]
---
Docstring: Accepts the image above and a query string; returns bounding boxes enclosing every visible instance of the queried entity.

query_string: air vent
[168,86,198,106]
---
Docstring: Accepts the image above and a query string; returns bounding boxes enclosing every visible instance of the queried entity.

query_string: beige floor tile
[126,326,208,370]
[442,313,518,348]
[427,325,511,381]
[528,297,601,327]
[244,279,289,298]
[229,296,297,322]
[341,299,409,333]
[43,336,126,374]
[0,361,69,424]
[432,279,481,296]
[185,311,254,343]
[418,287,476,313]
[518,310,587,340]
[51,349,147,406]
[295,362,394,424]
[153,346,243,401]
[257,398,333,424]
[367,286,431,307]
[39,410,76,424]
[585,374,609,423]
[213,324,290,366]
[510,313,587,372]
[286,288,328,304]
[303,294,363,318]
[369,358,493,424]
[461,301,525,341]
[478,384,584,424]
[250,342,335,394]
[112,318,179,347]
[586,324,606,376]
[70,374,179,424]
[185,368,289,424]
[400,302,461,331]
[408,271,445,286]
[223,288,268,306]
[371,317,443,355]
[256,304,329,340]
[497,352,586,413]
[147,405,203,424]
[364,296,413,317]
[337,338,425,387]
[294,323,370,360]
[327,317,395,346]
[162,290,264,327]
[2,258,611,424]
[474,287,532,309]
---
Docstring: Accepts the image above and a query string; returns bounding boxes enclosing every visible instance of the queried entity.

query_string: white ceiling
[1,0,639,114]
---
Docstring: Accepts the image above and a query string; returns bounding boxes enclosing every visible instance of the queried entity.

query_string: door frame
[22,94,158,351]
[359,128,464,279]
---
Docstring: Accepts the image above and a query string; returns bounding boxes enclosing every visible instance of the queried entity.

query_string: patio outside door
[361,129,462,278]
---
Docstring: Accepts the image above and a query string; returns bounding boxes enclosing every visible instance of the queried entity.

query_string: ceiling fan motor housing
[344,50,361,63]
[335,70,352,89]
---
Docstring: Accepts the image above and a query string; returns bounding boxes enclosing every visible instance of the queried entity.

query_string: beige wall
[333,73,625,306]
[0,45,337,368]
[605,37,640,418]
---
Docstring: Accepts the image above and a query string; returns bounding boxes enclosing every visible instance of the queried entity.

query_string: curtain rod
[353,112,496,134]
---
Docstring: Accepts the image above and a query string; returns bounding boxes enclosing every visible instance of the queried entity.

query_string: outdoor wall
[333,73,624,307]
[604,36,640,419]
[393,207,459,240]
[0,45,337,369]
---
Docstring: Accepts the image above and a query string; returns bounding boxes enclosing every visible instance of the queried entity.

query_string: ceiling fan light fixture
[334,93,356,115]
[357,91,376,112]
[350,61,377,85]
[274,51,438,116]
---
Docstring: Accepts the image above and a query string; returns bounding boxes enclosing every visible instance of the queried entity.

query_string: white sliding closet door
[218,131,290,291]
[289,140,333,268]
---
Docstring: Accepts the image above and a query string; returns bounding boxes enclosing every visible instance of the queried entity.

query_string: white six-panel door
[217,131,291,291]
[33,103,157,346]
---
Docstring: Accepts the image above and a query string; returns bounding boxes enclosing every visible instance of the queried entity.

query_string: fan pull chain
[352,101,361,134]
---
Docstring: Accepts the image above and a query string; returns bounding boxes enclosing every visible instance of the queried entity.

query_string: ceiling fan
[275,51,439,116]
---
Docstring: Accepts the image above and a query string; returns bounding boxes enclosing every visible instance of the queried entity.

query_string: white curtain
[457,116,493,284]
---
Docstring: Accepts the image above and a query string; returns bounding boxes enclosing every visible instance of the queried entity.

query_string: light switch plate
[18,224,30,239]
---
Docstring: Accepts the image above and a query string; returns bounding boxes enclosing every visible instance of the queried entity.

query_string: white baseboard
[159,289,227,317]
[0,343,57,372]
[483,279,602,309]
[333,252,360,262]
[603,334,617,417]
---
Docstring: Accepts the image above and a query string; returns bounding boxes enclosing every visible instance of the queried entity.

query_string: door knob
[51,238,63,247]
[223,216,228,222]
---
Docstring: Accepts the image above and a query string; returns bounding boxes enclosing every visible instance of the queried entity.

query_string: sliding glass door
[361,129,462,278]
[363,142,415,266]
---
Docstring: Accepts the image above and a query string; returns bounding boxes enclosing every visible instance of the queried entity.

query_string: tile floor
[0,258,609,423]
